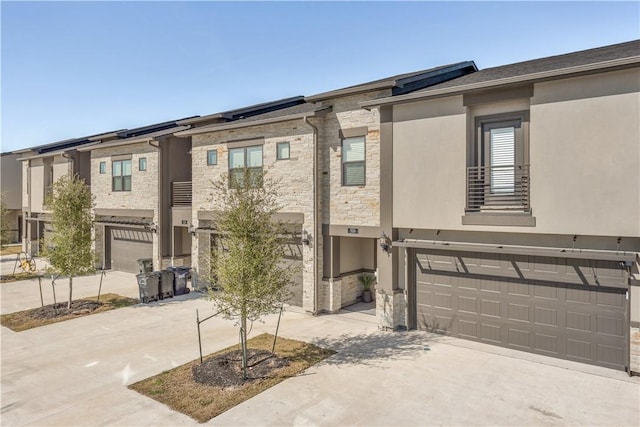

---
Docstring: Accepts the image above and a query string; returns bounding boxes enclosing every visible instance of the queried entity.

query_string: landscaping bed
[0,293,138,331]
[129,333,335,423]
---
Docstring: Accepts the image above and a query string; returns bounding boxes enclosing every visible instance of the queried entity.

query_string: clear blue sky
[2,1,638,152]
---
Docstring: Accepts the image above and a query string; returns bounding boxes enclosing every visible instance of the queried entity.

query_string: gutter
[360,56,640,109]
[303,116,320,315]
[148,140,162,271]
[394,239,638,262]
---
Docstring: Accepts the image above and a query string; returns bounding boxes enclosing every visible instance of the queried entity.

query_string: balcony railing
[466,164,530,212]
[171,181,192,207]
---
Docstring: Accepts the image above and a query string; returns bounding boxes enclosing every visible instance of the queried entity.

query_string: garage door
[413,249,627,370]
[281,236,303,307]
[108,227,153,274]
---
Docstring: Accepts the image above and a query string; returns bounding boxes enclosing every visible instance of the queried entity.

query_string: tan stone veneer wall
[318,91,386,228]
[91,143,160,266]
[190,120,320,312]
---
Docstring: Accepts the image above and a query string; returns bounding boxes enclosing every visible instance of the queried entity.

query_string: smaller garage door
[413,249,628,371]
[108,227,153,274]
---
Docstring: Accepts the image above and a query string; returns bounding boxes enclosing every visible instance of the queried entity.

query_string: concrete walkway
[1,271,638,426]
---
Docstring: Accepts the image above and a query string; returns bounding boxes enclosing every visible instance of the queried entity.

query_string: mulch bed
[0,293,138,331]
[192,349,290,388]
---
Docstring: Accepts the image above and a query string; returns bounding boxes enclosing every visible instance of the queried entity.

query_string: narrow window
[207,150,218,166]
[489,127,515,193]
[276,142,290,160]
[228,145,263,188]
[112,159,132,192]
[342,136,365,186]
[99,161,106,174]
[139,157,147,171]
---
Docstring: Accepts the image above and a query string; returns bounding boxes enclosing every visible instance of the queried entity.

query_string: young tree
[0,193,9,250]
[207,168,296,379]
[44,175,95,309]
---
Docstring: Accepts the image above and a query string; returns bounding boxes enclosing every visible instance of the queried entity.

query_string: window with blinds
[489,126,515,193]
[342,136,365,186]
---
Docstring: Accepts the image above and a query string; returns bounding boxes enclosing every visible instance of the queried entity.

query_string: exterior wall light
[189,225,196,236]
[379,232,391,253]
[302,230,310,246]
[148,223,158,233]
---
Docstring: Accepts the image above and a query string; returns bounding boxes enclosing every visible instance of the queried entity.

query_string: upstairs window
[99,162,106,174]
[112,159,132,192]
[229,145,263,188]
[276,142,290,160]
[139,157,147,171]
[342,136,365,186]
[207,150,218,166]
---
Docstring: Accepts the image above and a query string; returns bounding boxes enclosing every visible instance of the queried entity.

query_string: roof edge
[175,107,332,137]
[360,56,640,109]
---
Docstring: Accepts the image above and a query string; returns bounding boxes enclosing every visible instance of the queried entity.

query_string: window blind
[490,127,515,193]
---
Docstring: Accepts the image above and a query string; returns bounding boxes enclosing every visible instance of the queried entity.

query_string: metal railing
[171,181,192,206]
[466,164,530,212]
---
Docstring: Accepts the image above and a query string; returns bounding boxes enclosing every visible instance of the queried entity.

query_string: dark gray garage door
[413,249,627,370]
[108,227,153,274]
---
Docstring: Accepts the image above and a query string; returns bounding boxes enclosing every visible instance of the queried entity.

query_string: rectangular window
[99,162,106,174]
[342,136,365,186]
[112,159,132,192]
[228,145,263,187]
[276,142,290,160]
[139,157,147,171]
[207,149,218,165]
[489,126,515,193]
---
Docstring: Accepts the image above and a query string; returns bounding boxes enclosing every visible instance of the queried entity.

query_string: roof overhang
[360,56,640,109]
[393,239,638,262]
[18,142,102,161]
[175,107,332,137]
[77,126,190,152]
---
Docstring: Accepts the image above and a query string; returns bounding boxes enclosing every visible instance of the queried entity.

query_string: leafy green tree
[44,175,95,309]
[207,168,295,379]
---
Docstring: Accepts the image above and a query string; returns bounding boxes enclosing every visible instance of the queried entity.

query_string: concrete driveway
[1,270,638,426]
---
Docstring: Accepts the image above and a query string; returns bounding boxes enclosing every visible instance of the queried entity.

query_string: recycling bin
[137,258,153,274]
[136,272,160,303]
[168,266,191,296]
[159,270,175,299]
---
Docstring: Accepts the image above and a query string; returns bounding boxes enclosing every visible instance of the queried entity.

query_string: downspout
[148,140,162,271]
[303,116,319,315]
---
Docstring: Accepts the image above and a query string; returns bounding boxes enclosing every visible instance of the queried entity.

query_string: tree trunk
[241,315,248,380]
[67,276,73,309]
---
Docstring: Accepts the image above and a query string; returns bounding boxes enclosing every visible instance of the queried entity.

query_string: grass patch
[0,293,138,331]
[129,333,335,423]
[0,272,41,283]
[0,245,23,256]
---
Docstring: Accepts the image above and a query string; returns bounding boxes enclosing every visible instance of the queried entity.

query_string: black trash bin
[168,266,191,296]
[159,270,174,299]
[136,272,160,303]
[137,258,153,274]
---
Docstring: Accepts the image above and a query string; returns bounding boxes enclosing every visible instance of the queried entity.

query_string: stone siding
[91,143,160,265]
[191,121,320,312]
[318,90,388,227]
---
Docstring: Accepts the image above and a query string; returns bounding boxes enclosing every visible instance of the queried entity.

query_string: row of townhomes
[5,40,639,374]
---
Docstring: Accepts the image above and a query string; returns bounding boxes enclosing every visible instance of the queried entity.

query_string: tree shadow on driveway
[309,330,447,368]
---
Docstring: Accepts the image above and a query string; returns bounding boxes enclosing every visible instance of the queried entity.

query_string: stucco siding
[529,69,640,237]
[392,95,467,229]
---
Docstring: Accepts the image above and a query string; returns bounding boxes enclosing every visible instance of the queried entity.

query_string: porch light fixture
[302,230,310,246]
[148,223,158,233]
[379,232,391,253]
[189,225,196,236]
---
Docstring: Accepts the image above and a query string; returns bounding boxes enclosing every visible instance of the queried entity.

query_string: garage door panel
[508,303,530,322]
[508,328,531,349]
[414,249,627,371]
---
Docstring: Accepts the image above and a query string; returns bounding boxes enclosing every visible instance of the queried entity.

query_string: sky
[1,1,639,152]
